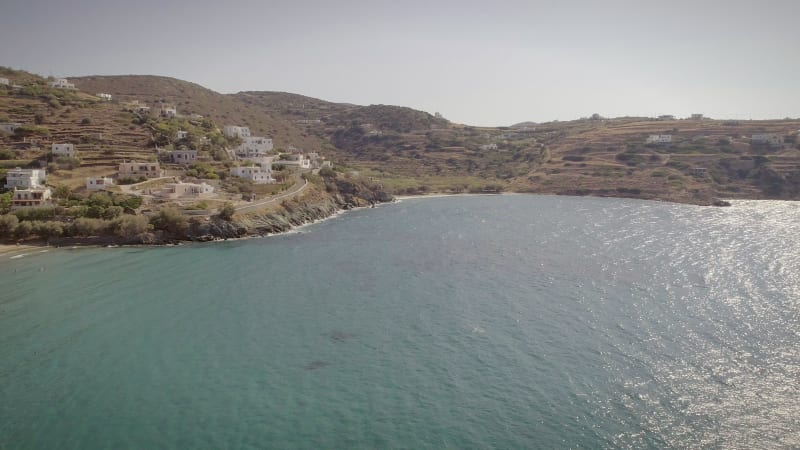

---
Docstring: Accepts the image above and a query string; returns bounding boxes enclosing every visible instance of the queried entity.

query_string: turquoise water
[1,195,799,449]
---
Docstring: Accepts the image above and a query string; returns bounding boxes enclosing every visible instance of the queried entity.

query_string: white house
[5,168,46,189]
[169,149,198,165]
[158,181,214,198]
[51,143,76,158]
[0,77,9,86]
[230,166,275,184]
[86,176,114,191]
[646,135,673,144]
[49,78,75,89]
[480,143,498,151]
[236,136,273,158]
[12,188,52,209]
[0,122,21,134]
[223,125,251,139]
[276,153,311,169]
[176,130,189,140]
[119,162,163,179]
[751,134,783,147]
[160,104,177,118]
[96,93,112,101]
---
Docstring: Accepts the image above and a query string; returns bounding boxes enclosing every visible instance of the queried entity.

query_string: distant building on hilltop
[96,93,112,101]
[119,162,163,179]
[158,181,215,198]
[230,165,274,184]
[5,168,46,189]
[86,177,114,191]
[0,77,9,86]
[646,135,673,144]
[49,78,75,89]
[658,115,675,120]
[12,188,52,209]
[751,134,783,147]
[224,125,251,139]
[690,113,704,120]
[0,122,21,134]
[159,104,177,118]
[51,143,76,158]
[169,149,198,165]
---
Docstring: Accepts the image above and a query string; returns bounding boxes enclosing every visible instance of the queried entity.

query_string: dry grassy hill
[3,67,800,204]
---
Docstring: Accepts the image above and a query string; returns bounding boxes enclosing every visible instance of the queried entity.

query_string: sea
[1,194,798,449]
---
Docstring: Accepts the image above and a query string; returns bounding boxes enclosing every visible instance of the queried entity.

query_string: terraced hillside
[3,67,800,204]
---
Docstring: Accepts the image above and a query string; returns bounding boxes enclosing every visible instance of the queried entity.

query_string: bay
[1,195,798,449]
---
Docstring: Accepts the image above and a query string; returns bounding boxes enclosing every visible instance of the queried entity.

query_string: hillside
[2,68,800,205]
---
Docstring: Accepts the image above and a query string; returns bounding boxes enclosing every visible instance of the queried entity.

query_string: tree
[150,207,188,236]
[114,215,150,238]
[0,214,19,236]
[218,203,236,221]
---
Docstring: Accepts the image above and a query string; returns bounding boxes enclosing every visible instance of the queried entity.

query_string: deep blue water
[1,195,799,449]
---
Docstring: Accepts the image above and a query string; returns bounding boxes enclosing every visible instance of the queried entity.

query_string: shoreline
[0,193,788,260]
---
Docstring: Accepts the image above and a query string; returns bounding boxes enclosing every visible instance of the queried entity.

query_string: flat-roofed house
[118,162,163,179]
[86,177,114,191]
[5,168,46,189]
[646,135,673,144]
[12,188,52,208]
[223,125,251,138]
[230,166,274,184]
[169,149,198,165]
[49,78,75,89]
[751,134,784,147]
[51,143,76,158]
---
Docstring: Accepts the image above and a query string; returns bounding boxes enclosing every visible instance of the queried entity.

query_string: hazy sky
[1,0,798,125]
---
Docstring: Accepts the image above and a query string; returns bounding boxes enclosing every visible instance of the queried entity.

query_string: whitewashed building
[86,176,114,191]
[5,168,46,189]
[646,135,673,144]
[0,122,21,134]
[49,78,75,89]
[751,134,784,147]
[230,166,275,184]
[235,136,273,158]
[160,104,177,118]
[97,93,112,101]
[12,188,52,208]
[119,162,163,179]
[0,77,9,86]
[169,149,198,165]
[158,181,214,198]
[276,153,311,169]
[176,130,188,140]
[223,125,251,139]
[51,143,76,158]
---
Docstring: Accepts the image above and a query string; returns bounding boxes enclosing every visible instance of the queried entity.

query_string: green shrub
[0,214,19,236]
[150,207,188,235]
[113,215,150,238]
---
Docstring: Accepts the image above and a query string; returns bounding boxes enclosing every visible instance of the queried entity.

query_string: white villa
[223,125,251,139]
[86,176,114,191]
[169,149,198,165]
[0,122,21,134]
[751,134,783,147]
[176,130,188,140]
[49,78,75,89]
[5,168,46,189]
[646,134,673,144]
[51,143,76,158]
[119,162,163,179]
[160,104,177,118]
[158,181,215,198]
[236,136,273,158]
[277,153,311,169]
[0,77,9,86]
[97,93,112,101]
[230,166,275,184]
[12,188,52,209]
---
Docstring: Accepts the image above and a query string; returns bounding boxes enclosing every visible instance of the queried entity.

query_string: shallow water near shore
[1,195,799,449]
